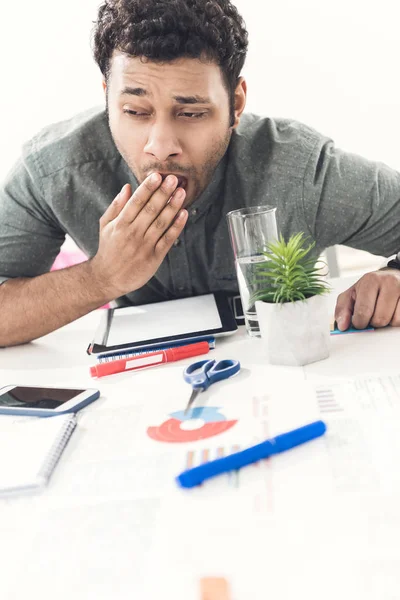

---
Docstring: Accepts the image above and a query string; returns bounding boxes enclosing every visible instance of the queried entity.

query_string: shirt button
[190,208,198,217]
[178,286,185,292]
[173,239,180,247]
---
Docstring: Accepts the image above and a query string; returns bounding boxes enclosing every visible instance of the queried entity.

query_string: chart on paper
[310,373,400,498]
[315,374,400,416]
[146,406,238,443]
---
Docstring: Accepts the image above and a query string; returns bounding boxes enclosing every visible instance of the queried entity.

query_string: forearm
[0,175,188,347]
[0,260,114,346]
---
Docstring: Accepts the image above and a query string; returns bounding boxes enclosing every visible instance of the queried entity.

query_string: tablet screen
[107,295,222,347]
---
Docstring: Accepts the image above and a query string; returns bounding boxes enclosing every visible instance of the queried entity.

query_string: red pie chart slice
[147,418,238,443]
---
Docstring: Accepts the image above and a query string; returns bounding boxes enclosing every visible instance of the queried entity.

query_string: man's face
[105,53,235,206]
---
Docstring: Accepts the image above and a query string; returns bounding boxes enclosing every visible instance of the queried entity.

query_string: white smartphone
[0,385,100,417]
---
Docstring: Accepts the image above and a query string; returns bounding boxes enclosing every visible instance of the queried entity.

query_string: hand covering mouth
[159,173,188,190]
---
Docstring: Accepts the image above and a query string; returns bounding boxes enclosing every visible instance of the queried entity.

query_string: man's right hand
[90,173,188,298]
[0,172,188,346]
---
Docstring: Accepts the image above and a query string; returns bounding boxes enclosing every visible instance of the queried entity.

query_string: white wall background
[0,0,399,271]
[1,0,399,176]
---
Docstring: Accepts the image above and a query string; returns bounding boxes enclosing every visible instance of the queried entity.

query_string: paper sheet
[34,367,400,510]
[3,366,400,599]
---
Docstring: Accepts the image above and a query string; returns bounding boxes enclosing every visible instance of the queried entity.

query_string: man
[0,0,400,347]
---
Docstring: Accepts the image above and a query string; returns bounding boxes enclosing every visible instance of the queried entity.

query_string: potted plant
[251,232,331,366]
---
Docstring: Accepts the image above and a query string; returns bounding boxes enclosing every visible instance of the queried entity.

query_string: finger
[100,184,131,230]
[334,287,355,331]
[132,174,180,234]
[155,208,188,256]
[119,173,178,228]
[371,284,400,327]
[116,173,162,225]
[390,299,400,327]
[351,276,379,329]
[144,187,186,243]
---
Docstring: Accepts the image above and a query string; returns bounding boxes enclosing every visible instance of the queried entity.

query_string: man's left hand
[334,269,400,330]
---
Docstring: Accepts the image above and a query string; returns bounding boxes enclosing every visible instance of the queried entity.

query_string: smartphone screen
[0,387,86,410]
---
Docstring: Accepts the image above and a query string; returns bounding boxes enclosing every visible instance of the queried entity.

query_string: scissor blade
[184,389,201,416]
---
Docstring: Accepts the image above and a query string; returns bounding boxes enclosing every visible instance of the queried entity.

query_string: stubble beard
[107,104,232,205]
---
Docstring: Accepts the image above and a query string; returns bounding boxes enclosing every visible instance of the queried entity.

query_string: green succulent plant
[250,232,330,304]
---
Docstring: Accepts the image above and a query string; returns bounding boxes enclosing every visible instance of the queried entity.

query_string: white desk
[1,277,400,600]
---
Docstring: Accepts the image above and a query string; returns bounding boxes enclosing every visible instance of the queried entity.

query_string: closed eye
[123,109,207,120]
[123,109,149,117]
[179,112,207,119]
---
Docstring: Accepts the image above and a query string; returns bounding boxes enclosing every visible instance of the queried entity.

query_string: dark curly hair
[92,0,248,124]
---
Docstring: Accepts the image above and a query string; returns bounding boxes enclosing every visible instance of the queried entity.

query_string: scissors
[183,358,241,415]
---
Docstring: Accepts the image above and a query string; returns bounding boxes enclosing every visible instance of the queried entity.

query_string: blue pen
[176,420,327,489]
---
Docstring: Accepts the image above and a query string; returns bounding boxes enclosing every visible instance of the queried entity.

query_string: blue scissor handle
[183,359,241,392]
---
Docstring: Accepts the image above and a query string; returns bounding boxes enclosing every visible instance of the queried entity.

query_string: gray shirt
[1,107,399,305]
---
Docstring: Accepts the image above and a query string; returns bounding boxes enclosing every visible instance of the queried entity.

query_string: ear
[102,80,107,96]
[231,77,247,129]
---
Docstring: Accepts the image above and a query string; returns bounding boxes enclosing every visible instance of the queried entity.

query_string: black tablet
[87,293,238,355]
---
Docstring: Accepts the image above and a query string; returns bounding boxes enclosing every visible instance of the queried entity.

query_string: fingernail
[165,174,176,187]
[173,188,184,200]
[150,173,159,184]
[336,316,345,329]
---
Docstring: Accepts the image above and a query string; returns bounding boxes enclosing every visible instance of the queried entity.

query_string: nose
[144,118,182,162]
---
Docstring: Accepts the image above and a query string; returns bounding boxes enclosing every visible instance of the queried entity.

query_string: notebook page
[0,414,76,495]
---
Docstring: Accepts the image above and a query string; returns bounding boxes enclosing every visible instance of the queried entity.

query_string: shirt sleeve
[301,138,400,257]
[0,148,66,281]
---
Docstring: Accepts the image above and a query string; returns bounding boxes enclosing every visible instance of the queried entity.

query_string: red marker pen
[90,341,210,378]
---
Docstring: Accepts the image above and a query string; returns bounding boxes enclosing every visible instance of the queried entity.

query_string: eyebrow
[121,87,211,104]
[121,87,147,97]
[173,95,211,104]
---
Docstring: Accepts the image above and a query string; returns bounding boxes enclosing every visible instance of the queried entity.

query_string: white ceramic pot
[255,294,330,366]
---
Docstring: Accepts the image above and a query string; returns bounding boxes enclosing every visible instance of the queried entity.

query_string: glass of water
[227,206,278,337]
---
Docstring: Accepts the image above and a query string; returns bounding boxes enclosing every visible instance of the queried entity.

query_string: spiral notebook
[0,413,77,497]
